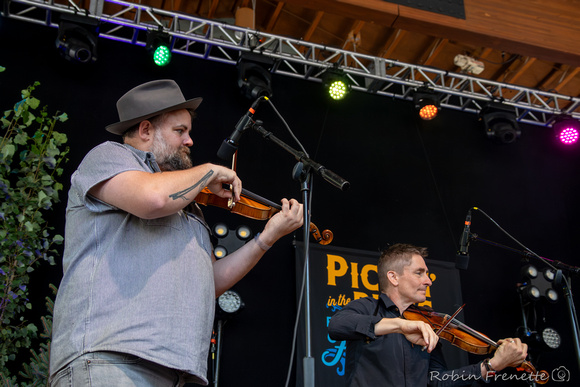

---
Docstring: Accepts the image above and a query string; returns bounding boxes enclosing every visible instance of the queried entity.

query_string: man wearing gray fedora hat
[49,79,303,386]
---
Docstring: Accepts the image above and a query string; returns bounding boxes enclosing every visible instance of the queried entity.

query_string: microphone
[455,209,472,270]
[217,97,263,160]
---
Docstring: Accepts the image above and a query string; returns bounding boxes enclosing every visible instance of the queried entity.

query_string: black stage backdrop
[2,15,580,386]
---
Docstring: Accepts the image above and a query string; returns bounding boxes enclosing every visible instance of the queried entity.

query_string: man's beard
[151,130,193,171]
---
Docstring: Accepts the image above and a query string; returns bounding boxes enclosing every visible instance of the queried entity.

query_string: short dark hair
[377,243,428,291]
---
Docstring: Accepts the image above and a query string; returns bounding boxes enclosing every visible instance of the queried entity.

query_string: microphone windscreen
[217,141,238,160]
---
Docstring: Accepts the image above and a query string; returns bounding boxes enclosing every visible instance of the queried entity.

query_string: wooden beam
[304,10,324,41]
[505,57,537,85]
[422,38,448,66]
[490,54,522,83]
[380,29,406,59]
[536,64,567,91]
[285,0,580,66]
[266,2,285,32]
[207,0,220,19]
[554,67,580,93]
[344,20,365,50]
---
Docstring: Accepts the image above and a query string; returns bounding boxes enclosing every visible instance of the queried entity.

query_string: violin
[194,187,333,245]
[403,304,549,384]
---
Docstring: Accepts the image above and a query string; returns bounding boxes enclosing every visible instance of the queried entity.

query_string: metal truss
[4,0,580,127]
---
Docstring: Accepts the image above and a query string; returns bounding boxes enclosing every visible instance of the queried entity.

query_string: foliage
[19,284,57,386]
[0,81,69,384]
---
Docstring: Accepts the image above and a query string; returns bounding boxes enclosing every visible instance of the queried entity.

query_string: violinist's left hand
[490,338,528,371]
[260,198,304,246]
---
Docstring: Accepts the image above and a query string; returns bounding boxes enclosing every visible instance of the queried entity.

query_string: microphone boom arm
[249,120,350,191]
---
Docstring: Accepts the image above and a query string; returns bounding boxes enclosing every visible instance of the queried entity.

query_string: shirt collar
[123,143,160,172]
[379,292,401,316]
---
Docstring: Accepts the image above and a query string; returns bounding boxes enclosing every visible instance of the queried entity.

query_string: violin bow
[227,151,238,209]
[422,303,465,351]
[435,303,465,336]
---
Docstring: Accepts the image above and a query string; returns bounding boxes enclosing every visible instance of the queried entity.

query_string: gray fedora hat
[106,79,202,135]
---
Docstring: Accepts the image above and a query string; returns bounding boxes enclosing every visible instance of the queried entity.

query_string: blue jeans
[49,352,194,387]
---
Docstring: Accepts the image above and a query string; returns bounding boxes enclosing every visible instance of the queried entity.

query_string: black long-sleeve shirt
[328,293,486,387]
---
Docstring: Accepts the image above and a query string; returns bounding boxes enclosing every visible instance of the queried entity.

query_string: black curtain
[2,16,579,386]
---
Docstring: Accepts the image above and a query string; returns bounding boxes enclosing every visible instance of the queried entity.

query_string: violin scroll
[516,359,549,384]
[310,223,333,245]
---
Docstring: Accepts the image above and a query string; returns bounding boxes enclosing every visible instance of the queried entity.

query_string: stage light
[212,223,254,259]
[521,264,538,279]
[520,284,541,301]
[214,245,228,259]
[217,290,244,317]
[543,268,556,281]
[520,327,561,351]
[56,14,98,64]
[146,30,172,67]
[413,88,440,120]
[546,288,559,303]
[541,327,561,350]
[552,116,580,145]
[519,264,559,303]
[480,103,521,143]
[236,225,252,240]
[213,223,229,237]
[237,52,274,100]
[322,67,350,100]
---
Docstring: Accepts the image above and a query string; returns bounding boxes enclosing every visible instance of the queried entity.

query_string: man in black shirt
[328,243,528,386]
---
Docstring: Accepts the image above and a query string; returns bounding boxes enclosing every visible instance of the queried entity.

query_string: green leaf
[1,117,10,128]
[27,97,40,110]
[27,323,38,334]
[1,144,15,160]
[14,132,28,145]
[56,113,68,123]
[23,111,35,126]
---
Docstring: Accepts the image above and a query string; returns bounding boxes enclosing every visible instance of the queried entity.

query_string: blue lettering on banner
[322,313,346,376]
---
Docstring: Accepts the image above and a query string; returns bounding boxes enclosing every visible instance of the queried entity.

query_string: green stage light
[146,30,172,67]
[322,67,350,101]
[328,79,348,100]
[153,44,171,66]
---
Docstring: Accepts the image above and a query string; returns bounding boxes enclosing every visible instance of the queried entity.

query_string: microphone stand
[247,119,349,387]
[468,232,580,373]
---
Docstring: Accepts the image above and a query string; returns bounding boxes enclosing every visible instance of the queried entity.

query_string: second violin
[403,304,549,384]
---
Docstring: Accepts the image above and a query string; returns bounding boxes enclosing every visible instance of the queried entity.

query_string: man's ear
[138,120,154,141]
[387,270,398,287]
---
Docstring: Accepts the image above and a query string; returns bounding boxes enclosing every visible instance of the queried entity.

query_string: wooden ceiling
[102,0,580,113]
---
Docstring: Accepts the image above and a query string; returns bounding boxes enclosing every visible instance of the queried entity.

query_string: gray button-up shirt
[50,142,215,385]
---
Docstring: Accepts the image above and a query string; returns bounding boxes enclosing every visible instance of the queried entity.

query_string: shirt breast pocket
[141,213,184,231]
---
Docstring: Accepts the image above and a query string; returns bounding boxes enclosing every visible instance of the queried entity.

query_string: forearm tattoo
[169,170,214,201]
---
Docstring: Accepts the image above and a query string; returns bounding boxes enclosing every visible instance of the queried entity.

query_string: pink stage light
[558,126,579,145]
[553,117,580,146]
